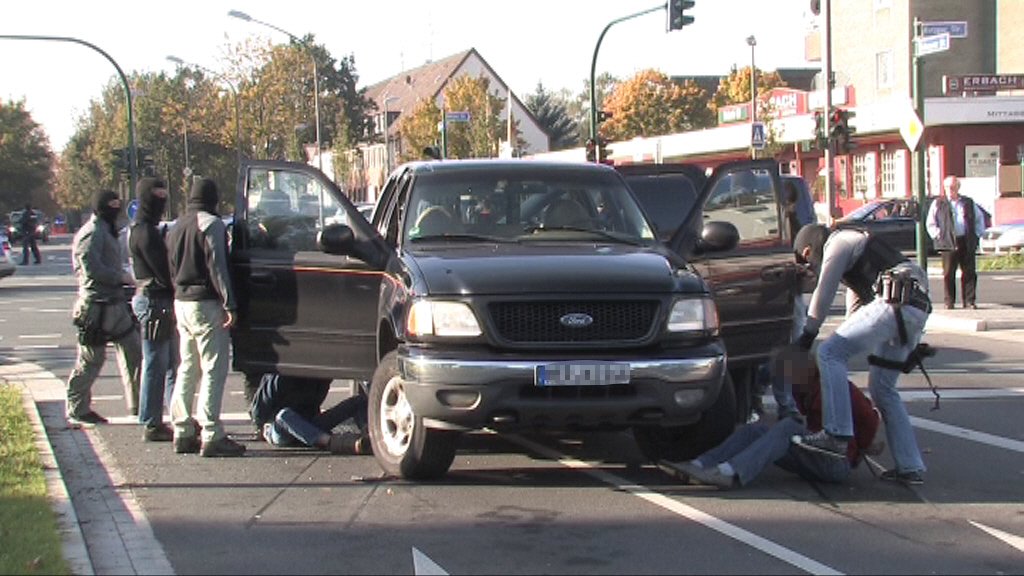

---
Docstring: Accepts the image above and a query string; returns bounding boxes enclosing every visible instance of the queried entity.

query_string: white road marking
[12,344,59,350]
[509,434,843,576]
[969,521,1024,553]
[910,416,1024,453]
[19,333,62,339]
[899,388,1024,401]
[412,547,449,575]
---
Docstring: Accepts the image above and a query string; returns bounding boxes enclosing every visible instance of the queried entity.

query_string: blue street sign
[922,21,968,39]
[127,199,138,221]
[445,111,471,123]
[751,122,766,150]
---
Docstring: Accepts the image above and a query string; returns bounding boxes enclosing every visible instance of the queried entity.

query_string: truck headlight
[667,297,719,332]
[407,300,482,337]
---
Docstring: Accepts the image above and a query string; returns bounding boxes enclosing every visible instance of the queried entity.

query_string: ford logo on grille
[560,313,594,328]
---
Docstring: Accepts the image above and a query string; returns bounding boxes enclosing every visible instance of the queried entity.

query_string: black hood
[793,223,829,273]
[94,189,121,233]
[135,177,167,225]
[188,178,219,214]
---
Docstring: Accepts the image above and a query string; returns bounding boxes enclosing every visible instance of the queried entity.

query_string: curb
[13,380,94,576]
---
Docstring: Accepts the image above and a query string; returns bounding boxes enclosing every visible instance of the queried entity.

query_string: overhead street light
[747,34,757,159]
[166,55,243,168]
[229,9,321,172]
[1,35,138,197]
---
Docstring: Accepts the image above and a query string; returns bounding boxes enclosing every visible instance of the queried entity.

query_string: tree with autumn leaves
[599,69,715,141]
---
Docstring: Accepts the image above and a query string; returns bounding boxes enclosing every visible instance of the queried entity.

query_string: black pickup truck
[228,158,799,479]
[618,161,804,420]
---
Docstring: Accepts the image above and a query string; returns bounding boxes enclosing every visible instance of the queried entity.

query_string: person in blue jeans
[251,373,369,455]
[660,344,882,489]
[128,177,179,442]
[791,224,931,486]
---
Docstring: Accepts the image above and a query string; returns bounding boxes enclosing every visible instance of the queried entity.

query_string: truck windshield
[404,170,656,243]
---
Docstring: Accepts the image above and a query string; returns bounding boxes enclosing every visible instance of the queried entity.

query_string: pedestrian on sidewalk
[19,203,42,265]
[926,174,987,310]
[166,178,244,457]
[790,223,931,485]
[66,190,142,426]
[661,345,882,489]
[251,373,369,454]
[128,177,178,442]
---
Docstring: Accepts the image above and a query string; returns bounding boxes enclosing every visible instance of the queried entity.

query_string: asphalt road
[3,237,1022,575]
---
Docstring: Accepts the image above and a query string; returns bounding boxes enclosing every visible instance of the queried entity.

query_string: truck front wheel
[367,352,459,480]
[632,374,737,463]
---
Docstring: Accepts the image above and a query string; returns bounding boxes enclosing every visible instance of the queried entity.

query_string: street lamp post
[1,35,138,196]
[746,35,757,159]
[382,95,399,175]
[229,9,321,172]
[166,55,243,168]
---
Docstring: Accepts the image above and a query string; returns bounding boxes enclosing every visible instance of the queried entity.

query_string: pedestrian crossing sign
[751,122,766,150]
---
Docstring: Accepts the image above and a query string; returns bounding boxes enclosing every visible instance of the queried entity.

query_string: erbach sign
[944,74,1024,94]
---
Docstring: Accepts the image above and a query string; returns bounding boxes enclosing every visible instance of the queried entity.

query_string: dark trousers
[941,235,977,307]
[21,235,40,264]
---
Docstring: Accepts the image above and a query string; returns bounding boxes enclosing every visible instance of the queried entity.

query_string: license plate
[535,362,631,387]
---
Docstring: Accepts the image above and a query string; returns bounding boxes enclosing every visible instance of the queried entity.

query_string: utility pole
[912,17,928,270]
[821,0,836,226]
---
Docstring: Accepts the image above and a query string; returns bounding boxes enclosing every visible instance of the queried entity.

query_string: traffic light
[597,137,614,165]
[597,110,613,123]
[111,148,130,173]
[585,138,597,163]
[829,107,844,143]
[667,0,695,31]
[813,110,826,150]
[839,109,857,154]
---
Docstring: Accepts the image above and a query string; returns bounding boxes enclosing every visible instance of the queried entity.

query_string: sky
[1,0,817,152]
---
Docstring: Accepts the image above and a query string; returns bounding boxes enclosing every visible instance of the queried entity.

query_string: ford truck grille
[488,300,659,344]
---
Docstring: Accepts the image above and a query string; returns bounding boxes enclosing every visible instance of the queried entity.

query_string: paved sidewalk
[2,359,173,576]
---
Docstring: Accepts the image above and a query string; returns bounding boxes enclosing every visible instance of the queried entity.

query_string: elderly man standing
[926,175,987,310]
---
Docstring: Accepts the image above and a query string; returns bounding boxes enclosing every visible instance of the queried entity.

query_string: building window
[876,50,894,90]
[852,154,869,200]
[880,151,898,197]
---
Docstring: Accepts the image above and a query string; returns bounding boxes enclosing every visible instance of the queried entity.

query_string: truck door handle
[760,265,789,281]
[249,272,276,286]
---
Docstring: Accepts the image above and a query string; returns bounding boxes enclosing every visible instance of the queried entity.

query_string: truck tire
[367,351,459,480]
[632,373,737,463]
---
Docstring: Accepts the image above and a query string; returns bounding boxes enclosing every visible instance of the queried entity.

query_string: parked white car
[979,222,1024,254]
[0,232,18,280]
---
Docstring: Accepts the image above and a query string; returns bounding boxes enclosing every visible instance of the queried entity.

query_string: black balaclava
[135,177,168,225]
[793,223,829,273]
[188,178,219,215]
[94,190,121,236]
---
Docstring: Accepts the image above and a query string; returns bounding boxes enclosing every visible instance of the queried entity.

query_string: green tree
[0,99,54,214]
[576,72,619,143]
[600,69,714,141]
[524,82,578,151]
[442,75,511,159]
[398,98,442,164]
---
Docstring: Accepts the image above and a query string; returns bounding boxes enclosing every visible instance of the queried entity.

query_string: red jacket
[797,380,881,465]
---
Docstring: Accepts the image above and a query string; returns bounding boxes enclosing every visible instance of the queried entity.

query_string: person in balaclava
[128,177,178,442]
[165,178,244,457]
[66,190,142,427]
[789,223,930,485]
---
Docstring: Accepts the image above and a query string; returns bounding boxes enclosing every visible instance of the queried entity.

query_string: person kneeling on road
[250,373,370,455]
[659,344,882,489]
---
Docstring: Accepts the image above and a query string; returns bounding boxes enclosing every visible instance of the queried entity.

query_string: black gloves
[797,329,818,350]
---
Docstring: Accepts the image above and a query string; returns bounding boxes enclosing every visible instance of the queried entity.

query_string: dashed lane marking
[969,521,1024,553]
[910,416,1024,453]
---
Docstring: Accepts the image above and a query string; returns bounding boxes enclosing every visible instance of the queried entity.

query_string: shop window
[881,151,898,197]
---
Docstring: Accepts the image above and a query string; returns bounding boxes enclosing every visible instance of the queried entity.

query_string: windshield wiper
[410,233,515,243]
[521,226,645,246]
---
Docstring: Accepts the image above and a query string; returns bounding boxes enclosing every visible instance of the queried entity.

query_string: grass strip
[0,383,69,575]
